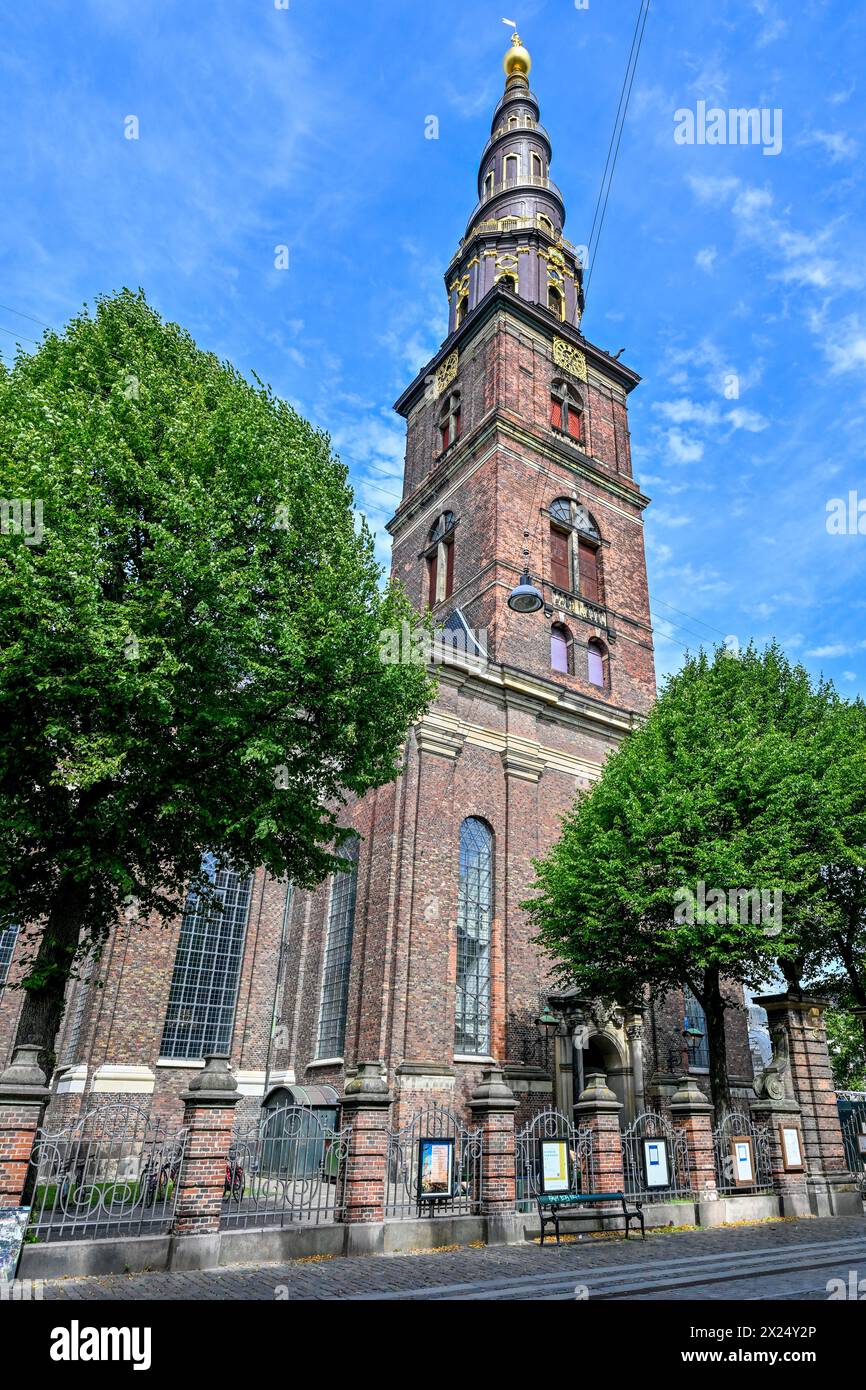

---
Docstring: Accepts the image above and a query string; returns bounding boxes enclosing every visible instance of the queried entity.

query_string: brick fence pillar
[574,1071,624,1191]
[754,992,859,1216]
[750,1097,810,1219]
[339,1061,392,1254]
[0,1045,50,1209]
[170,1053,240,1267]
[669,1074,720,1225]
[469,1064,520,1244]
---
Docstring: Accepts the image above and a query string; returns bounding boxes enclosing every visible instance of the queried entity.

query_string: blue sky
[2,0,865,693]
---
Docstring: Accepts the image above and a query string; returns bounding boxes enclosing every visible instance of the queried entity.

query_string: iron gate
[385,1101,482,1219]
[28,1100,187,1243]
[515,1106,595,1212]
[621,1109,692,1201]
[220,1101,350,1229]
[712,1109,773,1194]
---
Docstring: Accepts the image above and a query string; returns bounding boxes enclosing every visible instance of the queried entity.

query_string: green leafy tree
[794,698,866,1047]
[0,289,433,1073]
[525,644,829,1117]
[825,1007,866,1091]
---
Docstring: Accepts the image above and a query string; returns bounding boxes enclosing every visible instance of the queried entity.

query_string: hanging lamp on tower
[507,529,544,613]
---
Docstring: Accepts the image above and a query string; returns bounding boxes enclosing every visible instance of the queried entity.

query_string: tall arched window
[548,284,564,320]
[455,294,468,328]
[503,152,520,183]
[427,511,455,606]
[483,170,495,197]
[548,497,602,602]
[550,380,584,443]
[587,638,607,687]
[531,151,544,179]
[439,392,461,453]
[455,817,493,1055]
[550,623,572,674]
[317,835,360,1059]
[161,856,253,1060]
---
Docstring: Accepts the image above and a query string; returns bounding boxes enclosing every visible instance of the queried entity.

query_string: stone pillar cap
[341,1060,392,1107]
[182,1052,240,1105]
[469,1064,517,1112]
[574,1070,621,1110]
[0,1043,50,1102]
[669,1074,714,1112]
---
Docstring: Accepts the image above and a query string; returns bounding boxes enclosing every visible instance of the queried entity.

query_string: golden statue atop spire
[502,27,531,80]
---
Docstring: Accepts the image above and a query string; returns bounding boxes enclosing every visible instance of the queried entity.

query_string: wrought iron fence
[219,1102,350,1230]
[28,1100,187,1243]
[713,1109,773,1195]
[838,1093,866,1199]
[385,1101,482,1219]
[515,1107,595,1212]
[621,1110,692,1201]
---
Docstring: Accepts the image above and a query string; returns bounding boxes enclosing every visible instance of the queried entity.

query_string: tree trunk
[703,965,732,1122]
[13,876,89,1083]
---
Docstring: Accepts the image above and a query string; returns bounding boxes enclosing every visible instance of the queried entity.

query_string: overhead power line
[583,0,651,307]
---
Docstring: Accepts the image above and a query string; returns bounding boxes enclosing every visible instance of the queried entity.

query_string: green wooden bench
[536,1190,645,1245]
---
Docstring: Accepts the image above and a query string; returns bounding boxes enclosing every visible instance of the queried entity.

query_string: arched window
[550,623,572,675]
[547,284,564,320]
[438,392,461,453]
[317,835,360,1059]
[548,497,602,602]
[684,985,710,1069]
[497,272,517,293]
[161,856,253,1060]
[427,511,455,606]
[506,114,519,130]
[531,151,544,179]
[587,638,607,688]
[455,294,468,328]
[537,213,555,236]
[550,381,584,442]
[455,817,493,1055]
[503,152,520,183]
[483,170,495,197]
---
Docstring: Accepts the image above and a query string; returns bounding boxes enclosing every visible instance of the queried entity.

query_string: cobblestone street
[38,1214,866,1301]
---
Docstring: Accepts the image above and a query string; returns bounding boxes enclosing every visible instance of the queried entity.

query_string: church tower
[272,32,669,1122]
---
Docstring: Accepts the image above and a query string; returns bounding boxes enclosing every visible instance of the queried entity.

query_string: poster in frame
[642,1137,671,1189]
[417,1136,455,1201]
[731,1135,756,1187]
[779,1124,804,1172]
[538,1138,571,1194]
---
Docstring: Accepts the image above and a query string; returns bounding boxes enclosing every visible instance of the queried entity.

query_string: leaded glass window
[160,856,252,1060]
[316,836,360,1059]
[455,817,493,1054]
[684,985,710,1069]
[63,950,95,1063]
[0,924,18,990]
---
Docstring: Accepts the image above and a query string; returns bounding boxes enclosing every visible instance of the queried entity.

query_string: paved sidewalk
[39,1214,866,1301]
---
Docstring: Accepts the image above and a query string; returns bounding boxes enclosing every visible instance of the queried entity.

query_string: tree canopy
[0,289,433,1066]
[524,642,854,1114]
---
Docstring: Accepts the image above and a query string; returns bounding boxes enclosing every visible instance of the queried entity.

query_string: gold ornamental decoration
[553,336,587,383]
[434,349,459,398]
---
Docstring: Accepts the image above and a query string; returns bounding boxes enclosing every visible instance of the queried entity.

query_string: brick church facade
[0,33,755,1129]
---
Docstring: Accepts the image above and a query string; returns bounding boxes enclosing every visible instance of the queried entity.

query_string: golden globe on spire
[503,30,531,80]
